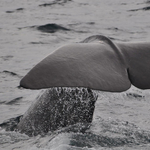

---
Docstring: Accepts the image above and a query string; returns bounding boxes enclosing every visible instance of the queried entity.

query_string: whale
[18,35,150,136]
[20,35,150,92]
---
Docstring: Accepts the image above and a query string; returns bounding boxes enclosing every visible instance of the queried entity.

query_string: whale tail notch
[117,42,150,90]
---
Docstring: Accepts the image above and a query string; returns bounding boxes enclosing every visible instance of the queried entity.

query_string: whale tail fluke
[20,35,150,92]
[20,35,131,92]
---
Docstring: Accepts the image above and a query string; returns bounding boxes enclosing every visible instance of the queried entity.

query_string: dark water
[0,0,150,149]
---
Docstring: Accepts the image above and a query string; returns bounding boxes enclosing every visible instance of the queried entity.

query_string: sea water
[0,0,150,149]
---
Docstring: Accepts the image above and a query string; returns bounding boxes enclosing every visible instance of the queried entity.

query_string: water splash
[17,87,98,136]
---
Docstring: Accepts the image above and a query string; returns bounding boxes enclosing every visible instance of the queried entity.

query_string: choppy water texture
[0,0,150,149]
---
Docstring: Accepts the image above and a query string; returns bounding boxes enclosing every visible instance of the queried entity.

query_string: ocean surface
[0,0,150,149]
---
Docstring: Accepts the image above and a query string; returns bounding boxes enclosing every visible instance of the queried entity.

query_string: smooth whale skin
[17,88,98,136]
[20,35,150,92]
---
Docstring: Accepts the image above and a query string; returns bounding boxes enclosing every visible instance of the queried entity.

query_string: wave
[6,8,24,13]
[2,70,22,78]
[0,115,23,132]
[1,117,150,149]
[129,6,150,11]
[39,0,72,7]
[36,23,70,33]
[0,55,13,61]
[5,97,23,105]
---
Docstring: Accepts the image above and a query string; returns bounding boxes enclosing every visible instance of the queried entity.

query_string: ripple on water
[39,0,72,7]
[36,23,70,33]
[129,6,150,11]
[6,8,24,13]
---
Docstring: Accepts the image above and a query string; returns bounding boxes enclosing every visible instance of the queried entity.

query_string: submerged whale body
[18,35,150,136]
